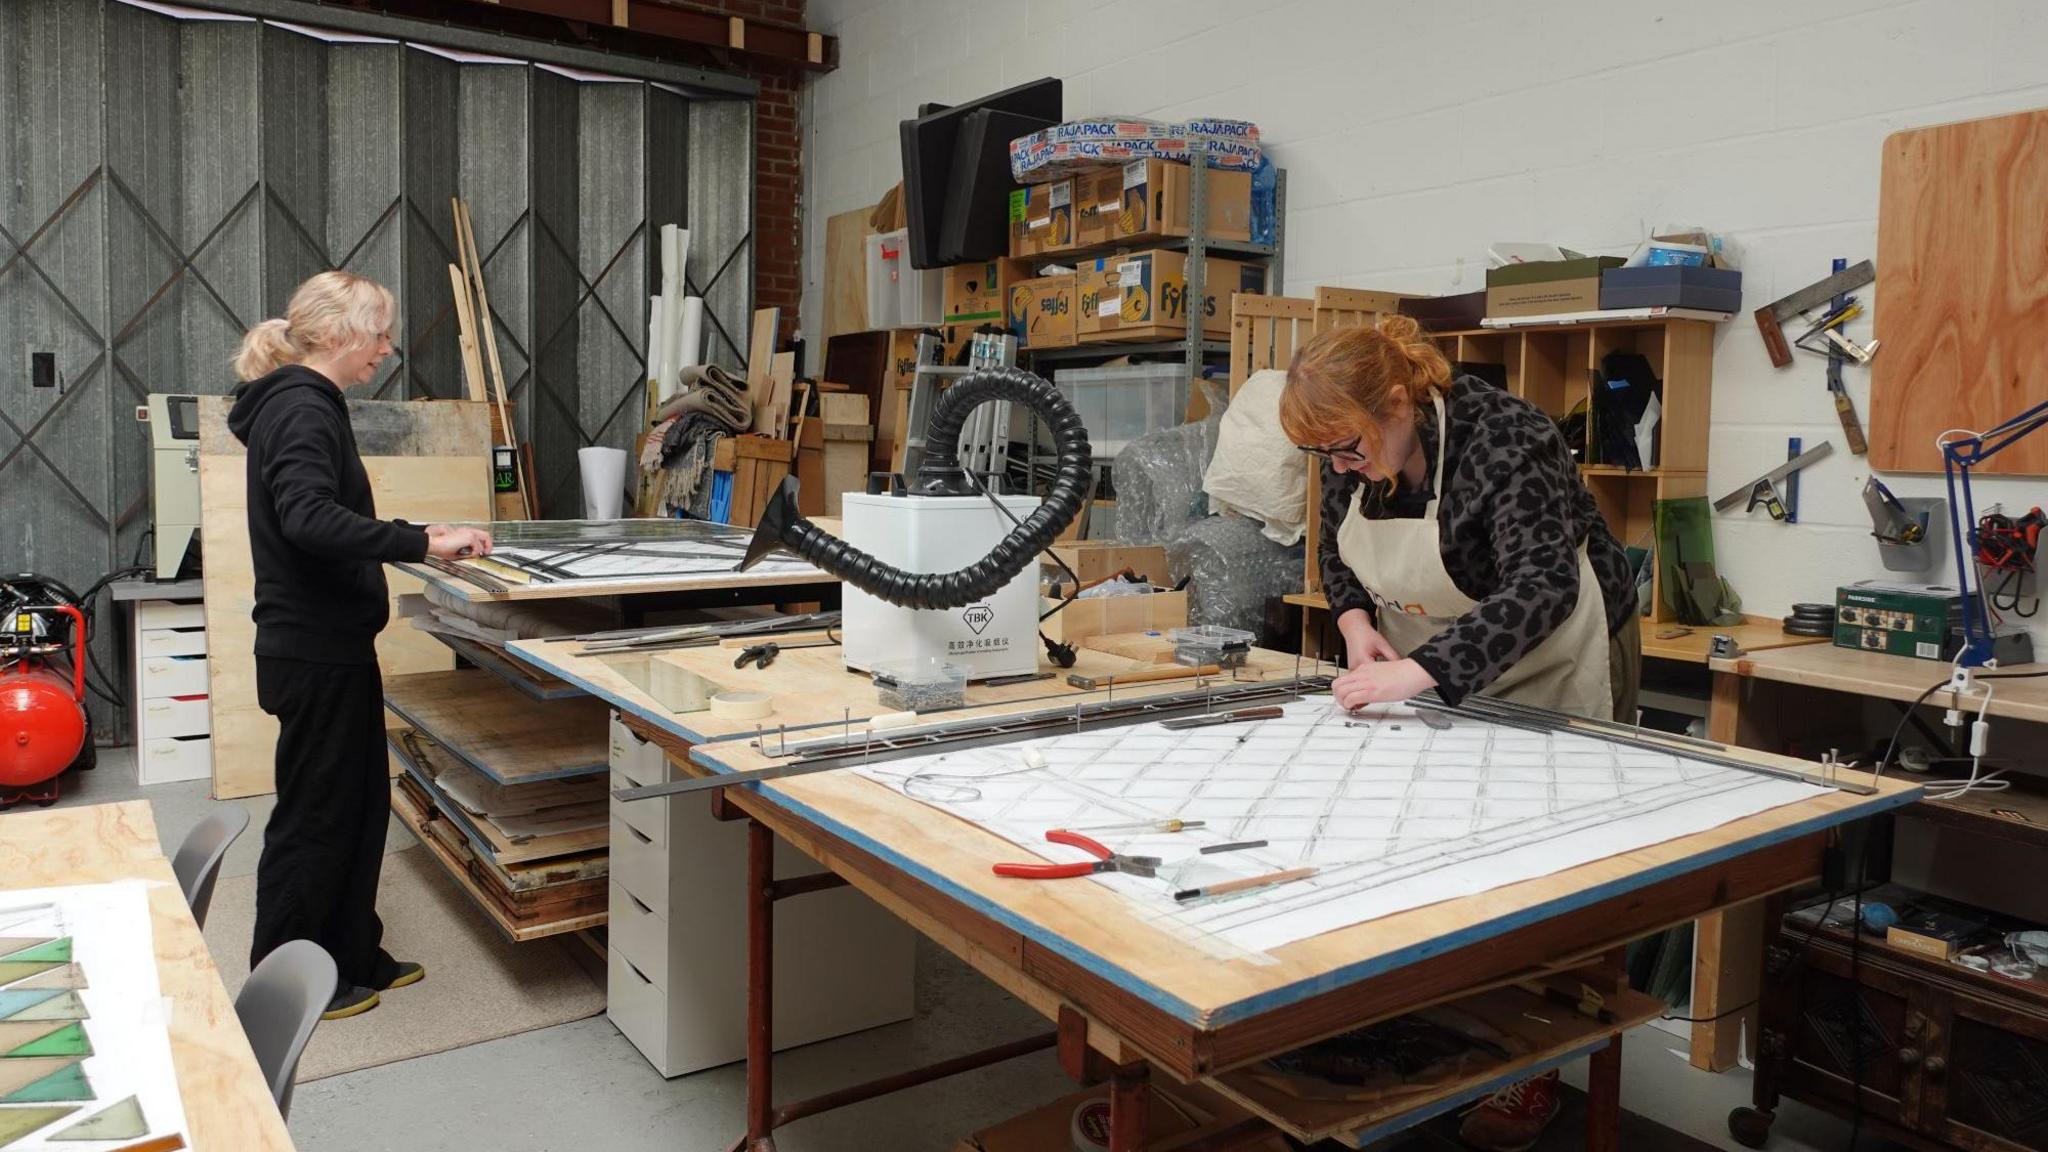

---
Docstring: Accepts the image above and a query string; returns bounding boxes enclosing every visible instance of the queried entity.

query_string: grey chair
[171,805,249,929]
[236,939,336,1120]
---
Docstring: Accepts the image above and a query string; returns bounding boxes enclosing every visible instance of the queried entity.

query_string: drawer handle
[622,958,651,986]
[628,892,652,916]
[625,825,652,846]
[1898,1047,1922,1068]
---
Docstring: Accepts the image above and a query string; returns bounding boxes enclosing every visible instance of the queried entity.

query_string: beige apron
[1334,394,1614,720]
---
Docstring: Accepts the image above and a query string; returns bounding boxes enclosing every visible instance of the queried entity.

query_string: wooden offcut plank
[382,668,609,784]
[391,779,607,941]
[196,396,492,800]
[1871,109,2048,475]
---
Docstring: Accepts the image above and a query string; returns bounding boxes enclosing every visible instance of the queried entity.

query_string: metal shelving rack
[1013,140,1287,494]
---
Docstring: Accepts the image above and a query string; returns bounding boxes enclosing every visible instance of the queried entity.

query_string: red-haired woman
[1280,315,1641,1146]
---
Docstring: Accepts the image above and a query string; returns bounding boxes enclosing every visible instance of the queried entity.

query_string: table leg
[1108,1062,1150,1151]
[740,818,777,1152]
[1585,1034,1622,1152]
[1690,900,1764,1071]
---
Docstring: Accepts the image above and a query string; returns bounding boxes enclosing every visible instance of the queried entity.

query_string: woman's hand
[1335,608,1400,668]
[1331,658,1437,711]
[426,525,493,559]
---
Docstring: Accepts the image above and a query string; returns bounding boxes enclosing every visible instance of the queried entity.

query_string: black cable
[960,462,1081,667]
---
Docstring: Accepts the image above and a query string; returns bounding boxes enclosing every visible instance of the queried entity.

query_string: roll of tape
[709,690,774,720]
[1070,1098,1111,1151]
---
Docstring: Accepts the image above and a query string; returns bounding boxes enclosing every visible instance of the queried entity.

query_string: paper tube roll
[678,296,705,374]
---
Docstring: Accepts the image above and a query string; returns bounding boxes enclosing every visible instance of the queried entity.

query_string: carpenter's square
[1755,259,1875,368]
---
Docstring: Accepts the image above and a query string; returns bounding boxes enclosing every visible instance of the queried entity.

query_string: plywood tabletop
[1711,642,2048,724]
[509,635,1334,746]
[0,802,294,1151]
[1642,618,1827,664]
[692,723,1918,1046]
[529,628,1922,1069]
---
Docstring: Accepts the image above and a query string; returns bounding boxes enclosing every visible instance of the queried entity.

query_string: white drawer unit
[139,734,212,786]
[603,711,917,1078]
[138,654,208,699]
[126,590,210,787]
[135,599,205,630]
[137,694,210,741]
[138,627,207,658]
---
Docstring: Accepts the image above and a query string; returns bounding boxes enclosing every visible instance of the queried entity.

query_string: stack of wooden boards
[382,667,612,939]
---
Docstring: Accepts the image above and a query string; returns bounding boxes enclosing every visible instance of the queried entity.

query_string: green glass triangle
[0,939,69,966]
[9,992,86,1023]
[0,961,60,987]
[0,990,62,1019]
[50,1095,147,1141]
[0,1105,77,1145]
[1,1060,93,1103]
[0,1021,66,1056]
[5,1021,91,1059]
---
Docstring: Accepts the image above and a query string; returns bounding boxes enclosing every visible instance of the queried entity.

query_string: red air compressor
[1,575,91,809]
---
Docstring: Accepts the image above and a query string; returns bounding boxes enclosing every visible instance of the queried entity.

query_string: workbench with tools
[506,623,1920,1150]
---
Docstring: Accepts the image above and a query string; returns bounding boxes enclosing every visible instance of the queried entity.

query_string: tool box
[1834,581,1963,661]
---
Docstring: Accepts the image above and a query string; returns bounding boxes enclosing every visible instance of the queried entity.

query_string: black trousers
[249,655,399,991]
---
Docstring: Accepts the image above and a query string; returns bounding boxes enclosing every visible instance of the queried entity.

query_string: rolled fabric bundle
[652,363,752,432]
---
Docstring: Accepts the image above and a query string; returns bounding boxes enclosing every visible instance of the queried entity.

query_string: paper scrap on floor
[853,697,1822,954]
[0,881,189,1151]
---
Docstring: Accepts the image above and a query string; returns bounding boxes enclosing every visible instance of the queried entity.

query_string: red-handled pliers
[992,830,1160,880]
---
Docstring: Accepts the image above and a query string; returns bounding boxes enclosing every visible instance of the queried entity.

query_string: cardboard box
[954,1081,1285,1152]
[1008,177,1074,257]
[1005,274,1077,349]
[1076,250,1263,342]
[944,258,1034,325]
[1484,256,1624,319]
[1074,159,1253,249]
[1048,541,1169,585]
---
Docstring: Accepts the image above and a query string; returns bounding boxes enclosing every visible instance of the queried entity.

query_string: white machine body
[839,490,1041,680]
[145,394,202,580]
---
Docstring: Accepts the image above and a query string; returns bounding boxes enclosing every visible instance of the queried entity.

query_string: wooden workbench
[0,802,293,1151]
[512,636,1920,1147]
[1286,596,1828,667]
[1686,641,2048,1074]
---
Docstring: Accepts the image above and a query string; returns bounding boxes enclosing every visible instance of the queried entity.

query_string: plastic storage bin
[1052,363,1192,458]
[1169,625,1254,668]
[872,657,968,711]
[865,229,943,329]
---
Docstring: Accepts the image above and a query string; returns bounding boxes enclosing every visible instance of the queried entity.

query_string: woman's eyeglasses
[1297,436,1368,466]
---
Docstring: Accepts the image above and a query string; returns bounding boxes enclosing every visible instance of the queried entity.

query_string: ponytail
[234,318,299,382]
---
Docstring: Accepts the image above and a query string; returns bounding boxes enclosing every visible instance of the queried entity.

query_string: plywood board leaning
[823,207,871,339]
[746,307,781,435]
[1871,109,2048,475]
[197,396,491,799]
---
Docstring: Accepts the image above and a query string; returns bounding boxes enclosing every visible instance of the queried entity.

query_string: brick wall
[796,0,2048,647]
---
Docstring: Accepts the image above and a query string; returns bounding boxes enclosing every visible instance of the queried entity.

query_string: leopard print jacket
[1317,375,1635,705]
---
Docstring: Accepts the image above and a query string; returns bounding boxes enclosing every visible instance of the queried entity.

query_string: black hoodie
[226,365,430,665]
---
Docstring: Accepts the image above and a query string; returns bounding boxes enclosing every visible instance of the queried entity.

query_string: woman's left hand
[1331,658,1437,711]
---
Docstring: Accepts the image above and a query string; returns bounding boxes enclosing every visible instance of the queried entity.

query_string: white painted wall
[798,0,2048,649]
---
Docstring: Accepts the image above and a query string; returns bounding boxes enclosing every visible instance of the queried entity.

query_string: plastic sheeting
[1168,513,1302,630]
[1112,380,1226,546]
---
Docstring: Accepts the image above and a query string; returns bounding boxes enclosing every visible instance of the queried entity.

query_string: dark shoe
[379,961,425,991]
[1458,1070,1562,1152]
[322,985,381,1020]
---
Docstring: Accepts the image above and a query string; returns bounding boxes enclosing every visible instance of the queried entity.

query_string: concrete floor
[45,750,1888,1152]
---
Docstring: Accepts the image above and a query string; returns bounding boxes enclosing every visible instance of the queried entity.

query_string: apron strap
[1426,391,1449,504]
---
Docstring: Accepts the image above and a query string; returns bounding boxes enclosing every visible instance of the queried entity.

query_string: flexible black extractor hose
[738,365,1092,611]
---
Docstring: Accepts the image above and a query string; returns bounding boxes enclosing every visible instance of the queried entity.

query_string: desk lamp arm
[1942,398,2048,667]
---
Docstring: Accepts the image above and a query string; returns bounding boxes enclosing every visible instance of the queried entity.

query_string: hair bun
[1378,313,1424,345]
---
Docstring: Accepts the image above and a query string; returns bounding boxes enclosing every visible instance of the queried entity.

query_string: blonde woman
[230,271,492,1020]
